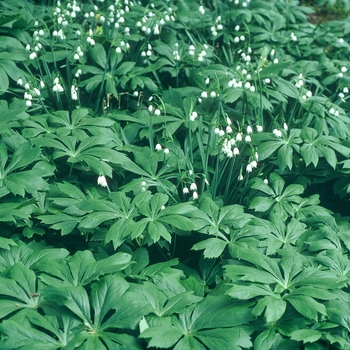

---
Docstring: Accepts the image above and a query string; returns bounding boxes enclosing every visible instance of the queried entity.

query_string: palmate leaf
[42,275,143,349]
[140,295,253,349]
[37,250,132,287]
[0,319,63,350]
[0,262,42,318]
[192,238,228,258]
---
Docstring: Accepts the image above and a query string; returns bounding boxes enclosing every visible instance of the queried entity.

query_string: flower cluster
[53,77,64,93]
[18,79,44,107]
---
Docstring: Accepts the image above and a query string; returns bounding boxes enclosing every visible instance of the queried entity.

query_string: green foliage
[1,0,350,348]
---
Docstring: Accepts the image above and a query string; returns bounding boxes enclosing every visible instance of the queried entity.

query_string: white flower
[201,91,208,98]
[17,78,23,86]
[341,66,347,73]
[219,130,225,137]
[256,125,263,133]
[24,92,32,100]
[238,174,244,181]
[246,164,253,173]
[245,135,252,142]
[226,125,233,133]
[26,100,32,107]
[71,85,78,100]
[40,80,45,88]
[199,5,205,14]
[233,147,240,156]
[154,109,161,116]
[75,69,82,78]
[97,176,108,187]
[264,178,268,184]
[250,160,258,168]
[236,133,242,141]
[164,148,170,154]
[329,107,335,115]
[116,47,121,53]
[33,88,40,96]
[273,58,279,64]
[205,77,210,85]
[190,182,197,191]
[210,91,216,98]
[29,52,37,60]
[343,87,349,93]
[273,129,282,137]
[155,143,162,151]
[306,90,312,97]
[74,53,80,60]
[250,86,255,92]
[190,111,198,121]
[283,123,288,130]
[24,83,30,90]
[141,181,147,186]
[183,187,189,194]
[264,78,271,84]
[193,191,198,200]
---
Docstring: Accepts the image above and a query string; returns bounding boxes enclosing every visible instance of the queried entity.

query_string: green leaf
[140,326,184,348]
[88,43,107,69]
[192,238,228,258]
[0,319,63,350]
[91,275,129,327]
[226,284,274,300]
[42,285,91,325]
[291,329,322,343]
[277,144,293,170]
[196,328,252,350]
[249,197,275,212]
[287,295,326,320]
[254,329,277,350]
[257,140,283,161]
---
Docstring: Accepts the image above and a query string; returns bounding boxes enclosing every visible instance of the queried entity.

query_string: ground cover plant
[1,0,350,348]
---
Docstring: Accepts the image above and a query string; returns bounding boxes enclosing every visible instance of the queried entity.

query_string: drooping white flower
[256,125,263,133]
[97,175,108,187]
[273,129,282,138]
[190,182,197,191]
[164,148,170,154]
[245,135,252,143]
[183,187,189,194]
[155,143,162,151]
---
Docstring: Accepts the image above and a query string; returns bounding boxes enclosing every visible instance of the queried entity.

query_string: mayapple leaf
[140,325,184,348]
[5,141,40,174]
[195,327,252,350]
[0,319,63,350]
[192,238,228,259]
[252,295,287,323]
[291,329,322,344]
[42,285,91,325]
[161,292,203,316]
[286,295,326,321]
[226,284,274,300]
[253,329,278,350]
[91,275,129,327]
